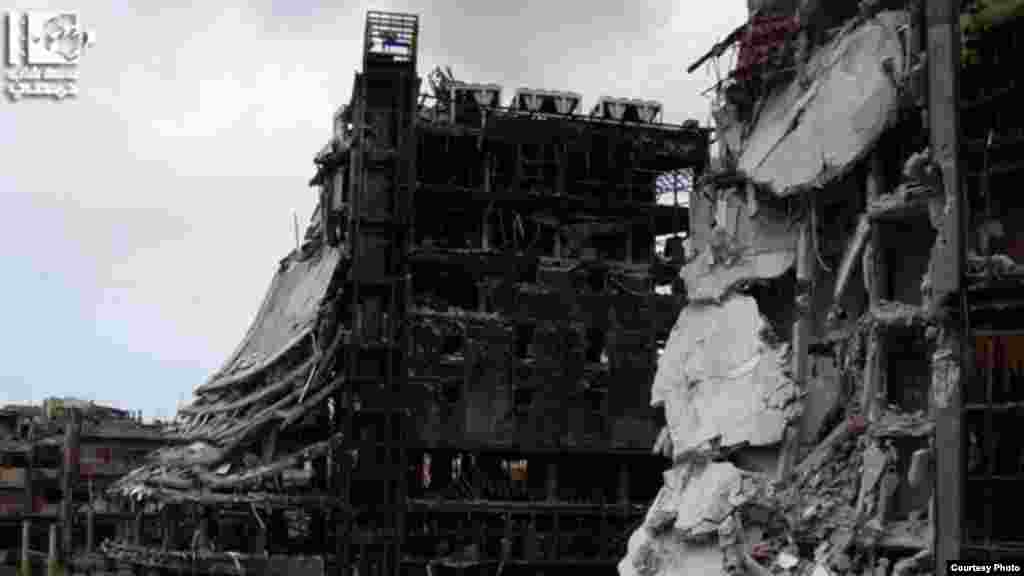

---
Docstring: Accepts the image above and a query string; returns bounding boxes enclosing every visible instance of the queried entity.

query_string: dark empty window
[441,330,463,356]
[884,328,930,414]
[514,388,535,412]
[515,325,535,358]
[585,327,607,363]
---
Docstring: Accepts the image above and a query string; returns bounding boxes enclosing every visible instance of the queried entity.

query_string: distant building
[0,398,170,571]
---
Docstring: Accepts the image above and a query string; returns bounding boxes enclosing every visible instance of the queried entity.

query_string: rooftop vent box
[590,96,662,123]
[449,83,502,124]
[511,88,582,115]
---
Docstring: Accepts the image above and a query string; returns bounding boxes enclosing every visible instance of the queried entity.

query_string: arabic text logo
[5,10,94,101]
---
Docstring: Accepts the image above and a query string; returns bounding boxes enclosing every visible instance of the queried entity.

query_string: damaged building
[47,1,1018,575]
[621,0,1024,574]
[0,399,167,575]
[98,10,709,576]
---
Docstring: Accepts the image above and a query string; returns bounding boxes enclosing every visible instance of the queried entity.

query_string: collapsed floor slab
[651,295,800,459]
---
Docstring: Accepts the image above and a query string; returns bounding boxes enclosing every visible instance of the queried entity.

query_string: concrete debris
[651,295,801,458]
[655,461,766,540]
[829,215,871,324]
[632,38,942,562]
[652,426,674,458]
[867,182,943,222]
[620,529,724,576]
[891,549,932,576]
[870,410,932,438]
[968,251,1024,277]
[777,551,799,570]
[906,448,931,489]
[683,248,795,303]
[865,301,932,328]
[735,11,908,197]
[194,245,343,395]
[855,441,887,515]
[646,509,678,537]
[683,183,797,302]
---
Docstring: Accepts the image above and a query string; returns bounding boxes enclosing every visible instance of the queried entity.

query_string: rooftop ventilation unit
[590,96,662,123]
[511,88,582,115]
[449,83,502,124]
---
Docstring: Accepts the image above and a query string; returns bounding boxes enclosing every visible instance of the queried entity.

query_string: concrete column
[545,461,558,502]
[925,1,964,566]
[20,520,31,576]
[482,154,492,251]
[47,523,58,576]
[132,511,143,546]
[778,213,816,480]
[861,150,888,423]
[85,508,95,554]
[61,409,81,560]
[617,462,629,504]
[161,506,174,551]
[625,227,633,264]
[25,442,34,519]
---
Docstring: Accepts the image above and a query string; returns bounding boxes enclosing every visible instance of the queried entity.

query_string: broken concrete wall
[619,461,769,576]
[734,11,908,197]
[620,529,722,576]
[683,182,797,302]
[626,10,943,573]
[651,295,800,458]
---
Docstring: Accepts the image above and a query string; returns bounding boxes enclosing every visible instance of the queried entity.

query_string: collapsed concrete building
[66,2,1022,575]
[99,11,709,576]
[620,0,1024,574]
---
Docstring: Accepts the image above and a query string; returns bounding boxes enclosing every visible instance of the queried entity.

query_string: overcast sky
[0,0,745,419]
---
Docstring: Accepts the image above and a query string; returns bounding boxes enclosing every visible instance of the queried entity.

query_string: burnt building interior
[959,0,1024,564]
[101,10,709,576]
